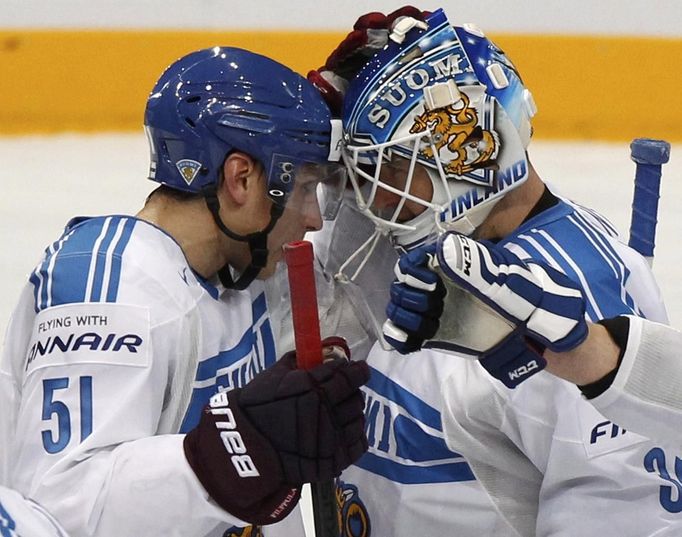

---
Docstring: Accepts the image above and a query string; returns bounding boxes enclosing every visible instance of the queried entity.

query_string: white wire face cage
[343,129,443,236]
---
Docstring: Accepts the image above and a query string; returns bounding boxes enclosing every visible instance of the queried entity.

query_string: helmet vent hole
[184,117,196,128]
[186,96,201,103]
[235,110,269,120]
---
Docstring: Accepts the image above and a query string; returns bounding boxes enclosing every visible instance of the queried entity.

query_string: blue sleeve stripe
[570,200,619,237]
[505,233,563,271]
[516,226,643,322]
[253,317,277,369]
[193,293,270,381]
[194,328,254,382]
[30,232,73,311]
[30,250,48,311]
[80,217,137,303]
[29,272,41,312]
[42,219,110,308]
[569,212,624,282]
[252,291,268,320]
[566,213,643,317]
[30,217,138,311]
[534,229,604,319]
[46,249,92,309]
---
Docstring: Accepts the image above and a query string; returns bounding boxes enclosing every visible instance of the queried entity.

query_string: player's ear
[221,152,261,206]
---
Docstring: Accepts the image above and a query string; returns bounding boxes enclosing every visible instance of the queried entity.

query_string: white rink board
[1,134,680,332]
[3,0,681,36]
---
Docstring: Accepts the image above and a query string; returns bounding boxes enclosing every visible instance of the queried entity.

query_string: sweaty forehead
[298,162,345,184]
[297,163,323,179]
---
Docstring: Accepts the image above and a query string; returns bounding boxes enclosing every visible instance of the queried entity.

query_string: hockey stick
[628,138,671,266]
[283,240,339,537]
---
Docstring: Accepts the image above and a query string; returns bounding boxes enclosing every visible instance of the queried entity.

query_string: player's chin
[255,260,277,280]
[257,252,282,280]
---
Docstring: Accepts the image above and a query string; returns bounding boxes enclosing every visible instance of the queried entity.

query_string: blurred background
[2,0,681,341]
[1,2,681,534]
[2,0,681,350]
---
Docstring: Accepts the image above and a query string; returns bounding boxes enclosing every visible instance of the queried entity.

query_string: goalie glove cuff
[479,329,548,388]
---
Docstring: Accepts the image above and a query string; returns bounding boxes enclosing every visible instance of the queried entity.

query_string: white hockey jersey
[0,215,303,537]
[308,202,515,536]
[440,198,681,536]
[338,347,517,536]
[589,315,682,449]
[0,485,70,537]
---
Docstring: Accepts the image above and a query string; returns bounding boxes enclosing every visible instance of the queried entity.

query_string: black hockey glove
[307,6,430,116]
[184,338,370,525]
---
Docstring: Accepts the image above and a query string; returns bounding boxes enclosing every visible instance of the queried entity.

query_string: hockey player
[0,485,70,537]
[0,47,369,537]
[400,234,682,447]
[308,7,680,537]
[302,7,525,536]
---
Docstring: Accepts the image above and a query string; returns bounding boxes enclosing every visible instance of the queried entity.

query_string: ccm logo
[209,391,260,478]
[456,235,472,276]
[508,359,540,381]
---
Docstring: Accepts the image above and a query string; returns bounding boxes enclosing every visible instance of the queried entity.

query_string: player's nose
[305,200,323,232]
[372,188,401,211]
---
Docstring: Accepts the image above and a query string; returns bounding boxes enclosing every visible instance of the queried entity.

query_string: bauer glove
[383,232,589,387]
[184,337,369,525]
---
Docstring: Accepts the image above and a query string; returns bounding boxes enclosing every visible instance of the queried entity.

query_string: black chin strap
[202,185,284,290]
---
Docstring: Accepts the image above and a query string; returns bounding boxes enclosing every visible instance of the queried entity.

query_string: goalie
[307,5,676,536]
[389,231,682,447]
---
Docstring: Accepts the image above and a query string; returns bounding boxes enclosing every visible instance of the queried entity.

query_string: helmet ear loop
[201,165,284,290]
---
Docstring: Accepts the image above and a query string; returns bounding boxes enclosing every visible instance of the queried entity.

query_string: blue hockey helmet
[342,9,537,249]
[144,46,340,205]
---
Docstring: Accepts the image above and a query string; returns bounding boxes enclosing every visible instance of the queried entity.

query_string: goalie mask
[342,9,537,251]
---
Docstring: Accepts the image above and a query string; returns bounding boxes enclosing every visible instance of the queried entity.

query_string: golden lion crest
[410,93,499,176]
[336,482,371,537]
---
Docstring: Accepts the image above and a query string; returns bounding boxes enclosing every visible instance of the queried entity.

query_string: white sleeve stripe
[85,216,114,302]
[44,236,68,310]
[512,233,564,272]
[569,211,643,314]
[530,229,605,320]
[98,218,128,302]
